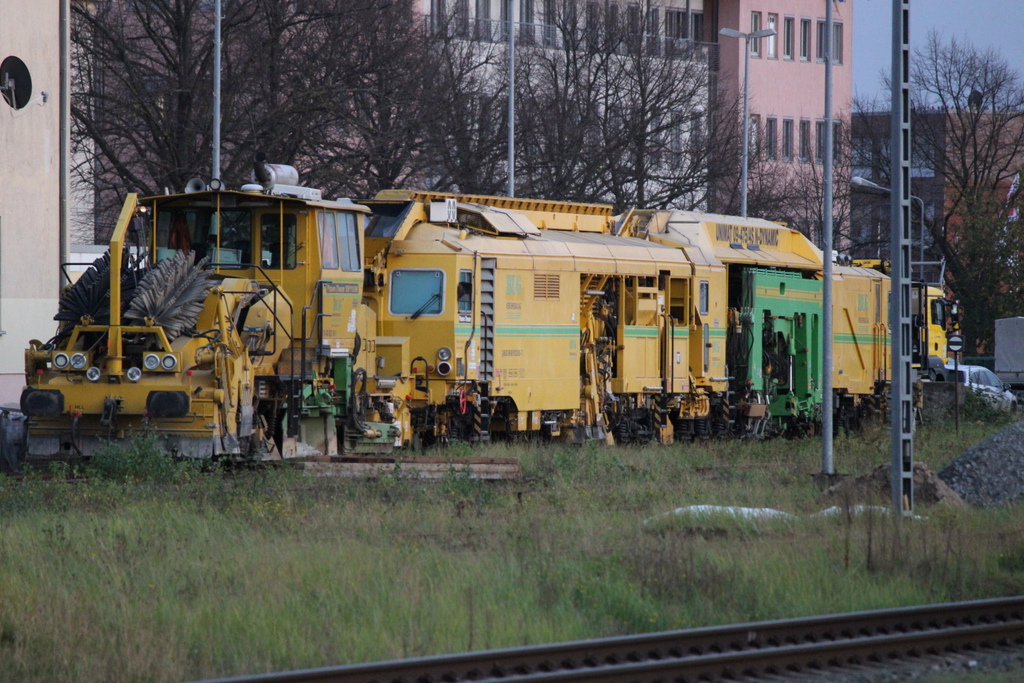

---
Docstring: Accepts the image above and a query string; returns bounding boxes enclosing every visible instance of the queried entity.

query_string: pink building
[418,0,851,215]
[716,0,853,165]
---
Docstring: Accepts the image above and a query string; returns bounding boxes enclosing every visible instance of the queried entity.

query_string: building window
[833,23,844,63]
[799,119,811,162]
[689,110,704,150]
[646,6,660,53]
[520,0,534,23]
[851,134,873,170]
[691,12,703,41]
[766,117,778,160]
[475,0,491,40]
[750,12,762,56]
[665,9,685,38]
[766,14,777,58]
[607,2,619,33]
[833,120,842,162]
[586,1,600,50]
[669,112,683,152]
[815,119,826,163]
[431,0,447,33]
[816,20,827,61]
[454,0,469,36]
[543,0,557,45]
[782,118,794,160]
[626,3,641,35]
[800,18,811,61]
[783,16,794,59]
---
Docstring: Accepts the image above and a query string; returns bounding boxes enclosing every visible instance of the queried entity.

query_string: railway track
[195,596,1024,683]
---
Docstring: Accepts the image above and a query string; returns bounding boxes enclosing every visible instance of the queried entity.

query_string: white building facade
[0,1,67,404]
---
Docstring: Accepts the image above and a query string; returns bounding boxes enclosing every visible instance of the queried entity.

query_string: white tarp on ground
[644,504,925,526]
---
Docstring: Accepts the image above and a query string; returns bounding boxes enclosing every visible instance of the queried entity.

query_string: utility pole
[821,0,835,475]
[507,0,515,197]
[890,0,914,516]
[212,0,222,182]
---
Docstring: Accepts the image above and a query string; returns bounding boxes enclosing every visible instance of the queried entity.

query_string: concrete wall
[0,1,65,404]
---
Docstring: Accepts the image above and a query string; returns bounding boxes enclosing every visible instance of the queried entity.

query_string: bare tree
[514,1,734,212]
[416,16,509,195]
[853,33,1024,350]
[71,0,430,239]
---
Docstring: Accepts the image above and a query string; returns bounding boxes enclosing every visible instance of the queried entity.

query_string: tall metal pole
[821,0,834,474]
[740,37,750,217]
[890,0,914,516]
[507,0,515,197]
[212,0,222,181]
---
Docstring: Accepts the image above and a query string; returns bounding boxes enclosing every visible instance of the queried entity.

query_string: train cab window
[211,210,253,267]
[155,207,251,266]
[337,211,361,272]
[319,212,339,269]
[260,213,298,269]
[699,281,709,316]
[458,270,473,314]
[390,269,444,318]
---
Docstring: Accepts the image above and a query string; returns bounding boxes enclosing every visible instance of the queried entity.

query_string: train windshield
[156,207,248,264]
[155,204,299,270]
[155,207,253,268]
[390,269,445,318]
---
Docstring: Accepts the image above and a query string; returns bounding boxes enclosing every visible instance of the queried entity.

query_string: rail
[189,596,1024,683]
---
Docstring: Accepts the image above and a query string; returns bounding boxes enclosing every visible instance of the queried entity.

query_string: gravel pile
[937,419,1024,507]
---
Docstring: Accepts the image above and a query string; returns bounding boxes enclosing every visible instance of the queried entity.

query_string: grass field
[1,416,1023,683]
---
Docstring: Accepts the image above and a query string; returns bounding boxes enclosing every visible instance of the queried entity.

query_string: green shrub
[86,434,206,484]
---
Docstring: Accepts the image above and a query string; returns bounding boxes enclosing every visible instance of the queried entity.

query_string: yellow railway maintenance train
[13,163,900,464]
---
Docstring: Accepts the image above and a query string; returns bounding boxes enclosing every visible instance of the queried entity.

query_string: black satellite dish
[0,56,33,110]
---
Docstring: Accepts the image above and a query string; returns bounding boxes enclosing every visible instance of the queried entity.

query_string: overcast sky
[853,0,1024,100]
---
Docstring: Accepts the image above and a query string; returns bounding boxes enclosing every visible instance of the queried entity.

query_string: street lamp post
[851,176,926,281]
[507,0,516,197]
[720,26,776,217]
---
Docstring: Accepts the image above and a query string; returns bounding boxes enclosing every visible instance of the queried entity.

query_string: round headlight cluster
[85,366,102,382]
[126,366,143,382]
[161,354,178,371]
[52,353,70,370]
[437,347,452,362]
[70,353,88,370]
[143,353,161,370]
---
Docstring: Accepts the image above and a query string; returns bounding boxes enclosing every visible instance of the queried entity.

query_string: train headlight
[86,366,102,382]
[52,353,70,370]
[437,347,452,361]
[143,353,161,370]
[436,360,452,376]
[70,353,88,370]
[126,366,143,382]
[161,354,178,371]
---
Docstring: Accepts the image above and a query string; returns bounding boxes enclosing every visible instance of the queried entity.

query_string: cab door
[256,205,307,342]
[319,209,365,356]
